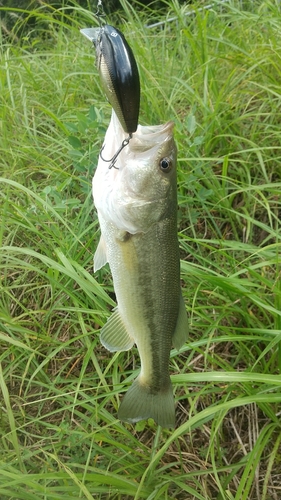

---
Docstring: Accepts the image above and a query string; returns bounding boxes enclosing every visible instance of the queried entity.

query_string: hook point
[99,134,132,169]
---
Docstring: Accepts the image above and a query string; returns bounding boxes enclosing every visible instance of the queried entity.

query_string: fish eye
[159,157,172,172]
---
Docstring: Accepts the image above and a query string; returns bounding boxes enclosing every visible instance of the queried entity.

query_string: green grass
[1,0,281,498]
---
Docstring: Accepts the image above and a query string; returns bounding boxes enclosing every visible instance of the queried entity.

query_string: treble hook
[95,0,106,27]
[100,134,132,169]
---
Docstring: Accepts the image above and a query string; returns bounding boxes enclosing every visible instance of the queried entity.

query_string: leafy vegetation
[1,0,281,498]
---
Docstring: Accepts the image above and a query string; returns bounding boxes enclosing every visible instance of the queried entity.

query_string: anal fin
[100,307,135,352]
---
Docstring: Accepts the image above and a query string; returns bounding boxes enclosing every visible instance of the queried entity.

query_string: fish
[92,110,188,428]
[80,24,140,135]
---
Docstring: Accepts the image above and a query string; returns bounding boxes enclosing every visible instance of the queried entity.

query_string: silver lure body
[80,25,140,134]
[93,111,188,428]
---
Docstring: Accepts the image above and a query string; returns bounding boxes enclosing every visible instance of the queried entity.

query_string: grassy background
[1,0,281,498]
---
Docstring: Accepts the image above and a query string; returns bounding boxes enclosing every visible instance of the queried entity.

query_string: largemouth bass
[93,111,188,428]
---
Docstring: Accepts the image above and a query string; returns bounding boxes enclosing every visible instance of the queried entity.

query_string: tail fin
[118,377,175,428]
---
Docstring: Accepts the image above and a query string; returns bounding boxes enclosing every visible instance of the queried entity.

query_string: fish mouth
[107,112,175,163]
[138,121,174,134]
[129,121,175,153]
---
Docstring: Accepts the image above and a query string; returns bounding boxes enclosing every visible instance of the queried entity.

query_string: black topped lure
[80,25,140,136]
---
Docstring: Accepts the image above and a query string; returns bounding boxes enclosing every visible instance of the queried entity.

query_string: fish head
[122,120,177,205]
[93,112,177,234]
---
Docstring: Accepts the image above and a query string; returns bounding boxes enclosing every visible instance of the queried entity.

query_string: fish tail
[118,378,175,428]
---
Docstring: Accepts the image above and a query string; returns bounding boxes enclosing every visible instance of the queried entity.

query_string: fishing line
[95,0,106,27]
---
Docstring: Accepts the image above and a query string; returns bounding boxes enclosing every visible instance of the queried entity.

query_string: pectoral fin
[100,307,135,352]
[172,295,188,351]
[94,235,108,272]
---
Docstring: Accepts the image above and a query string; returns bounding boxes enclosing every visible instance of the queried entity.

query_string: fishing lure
[81,22,140,168]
